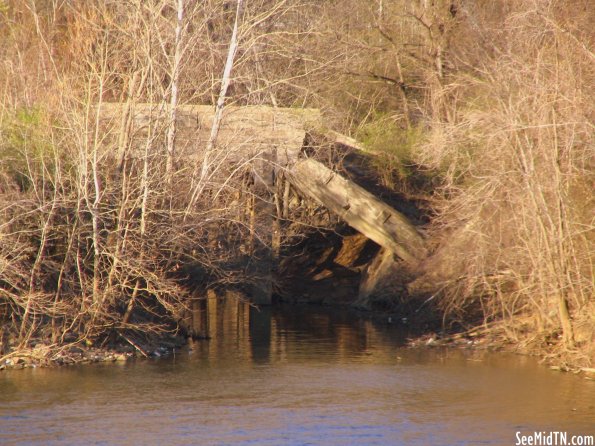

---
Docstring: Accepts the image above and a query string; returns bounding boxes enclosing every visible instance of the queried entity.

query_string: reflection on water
[1,299,594,446]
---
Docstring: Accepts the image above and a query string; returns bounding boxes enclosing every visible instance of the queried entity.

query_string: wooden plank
[289,158,427,263]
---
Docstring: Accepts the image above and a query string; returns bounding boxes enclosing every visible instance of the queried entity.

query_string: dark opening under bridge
[99,103,428,304]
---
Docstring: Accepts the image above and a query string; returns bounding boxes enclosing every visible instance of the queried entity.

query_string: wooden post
[282,176,290,219]
[207,289,218,339]
[191,298,209,339]
[248,193,256,254]
[358,248,397,303]
[248,149,276,305]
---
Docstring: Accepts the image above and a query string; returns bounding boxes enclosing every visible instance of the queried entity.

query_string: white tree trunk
[166,0,185,176]
[194,0,243,193]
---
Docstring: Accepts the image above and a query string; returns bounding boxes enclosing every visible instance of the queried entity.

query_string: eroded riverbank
[2,298,594,379]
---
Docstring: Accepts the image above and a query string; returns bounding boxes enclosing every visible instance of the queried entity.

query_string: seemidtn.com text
[516,432,594,446]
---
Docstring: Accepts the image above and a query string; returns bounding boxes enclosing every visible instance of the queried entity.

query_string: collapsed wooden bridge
[99,103,428,304]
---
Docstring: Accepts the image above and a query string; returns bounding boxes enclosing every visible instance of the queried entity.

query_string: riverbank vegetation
[0,0,593,369]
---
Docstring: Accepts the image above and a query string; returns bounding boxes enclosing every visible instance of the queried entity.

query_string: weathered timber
[98,103,320,166]
[248,149,276,305]
[358,248,396,301]
[289,158,427,263]
[328,130,368,153]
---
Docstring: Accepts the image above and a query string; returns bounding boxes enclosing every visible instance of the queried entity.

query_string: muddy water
[1,301,593,445]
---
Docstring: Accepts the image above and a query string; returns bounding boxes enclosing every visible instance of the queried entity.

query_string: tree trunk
[166,0,185,176]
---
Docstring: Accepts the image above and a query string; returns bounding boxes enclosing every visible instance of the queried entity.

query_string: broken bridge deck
[99,103,428,303]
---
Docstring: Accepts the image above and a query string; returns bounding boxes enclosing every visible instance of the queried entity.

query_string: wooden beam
[328,130,369,153]
[98,103,319,167]
[289,158,427,263]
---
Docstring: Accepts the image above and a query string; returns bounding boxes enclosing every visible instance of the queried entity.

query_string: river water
[1,301,593,445]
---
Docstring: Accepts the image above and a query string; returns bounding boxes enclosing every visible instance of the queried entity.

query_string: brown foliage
[408,0,593,361]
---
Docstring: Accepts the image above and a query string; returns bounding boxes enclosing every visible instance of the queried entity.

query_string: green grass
[0,106,55,191]
[356,115,425,185]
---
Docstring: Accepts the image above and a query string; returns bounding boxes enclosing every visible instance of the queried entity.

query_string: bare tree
[166,0,186,176]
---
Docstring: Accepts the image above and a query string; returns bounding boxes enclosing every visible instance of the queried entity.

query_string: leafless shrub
[0,0,291,353]
[413,1,594,357]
